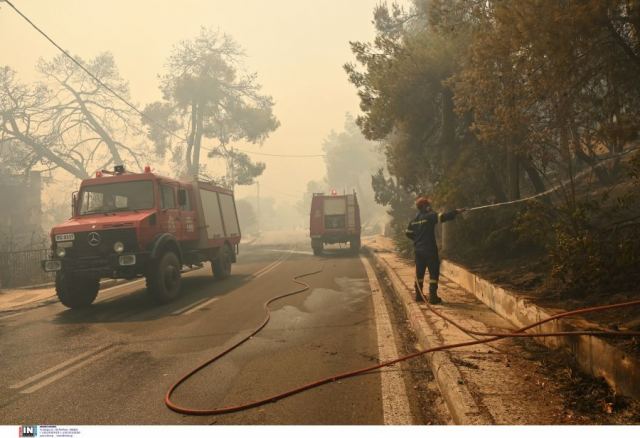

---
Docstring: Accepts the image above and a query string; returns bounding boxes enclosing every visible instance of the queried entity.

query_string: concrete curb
[441,260,640,400]
[365,247,492,424]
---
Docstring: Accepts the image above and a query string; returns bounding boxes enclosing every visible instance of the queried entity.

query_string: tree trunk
[521,156,546,194]
[558,106,573,180]
[559,121,577,207]
[485,159,508,203]
[185,101,197,176]
[507,145,520,200]
[192,102,204,178]
[441,88,457,166]
[475,138,508,203]
[229,146,235,190]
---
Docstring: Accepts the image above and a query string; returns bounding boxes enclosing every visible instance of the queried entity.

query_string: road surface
[0,243,442,425]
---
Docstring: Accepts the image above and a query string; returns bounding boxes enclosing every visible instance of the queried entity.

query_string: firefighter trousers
[414,250,440,300]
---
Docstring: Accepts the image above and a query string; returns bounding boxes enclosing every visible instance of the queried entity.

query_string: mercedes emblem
[88,232,102,247]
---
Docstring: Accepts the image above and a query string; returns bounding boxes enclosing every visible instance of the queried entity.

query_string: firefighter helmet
[415,196,431,209]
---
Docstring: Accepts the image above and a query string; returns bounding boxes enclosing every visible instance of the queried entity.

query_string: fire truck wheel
[146,251,182,303]
[311,239,323,256]
[55,272,99,309]
[350,237,361,253]
[213,245,232,279]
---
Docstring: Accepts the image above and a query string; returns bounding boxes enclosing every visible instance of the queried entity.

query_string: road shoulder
[360,255,413,425]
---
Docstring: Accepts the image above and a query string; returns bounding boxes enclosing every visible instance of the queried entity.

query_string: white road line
[98,266,206,305]
[360,255,413,425]
[171,297,208,316]
[254,251,293,279]
[101,278,145,293]
[252,257,283,278]
[181,297,220,315]
[268,249,314,256]
[251,249,294,279]
[253,261,283,279]
[93,252,291,318]
[9,345,113,390]
[95,279,146,304]
[20,346,115,394]
[173,255,289,316]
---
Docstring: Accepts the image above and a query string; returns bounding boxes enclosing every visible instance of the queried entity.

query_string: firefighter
[405,197,465,304]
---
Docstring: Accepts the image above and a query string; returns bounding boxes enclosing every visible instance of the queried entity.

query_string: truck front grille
[67,228,138,258]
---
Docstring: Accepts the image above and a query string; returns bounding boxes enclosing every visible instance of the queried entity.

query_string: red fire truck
[309,191,361,255]
[42,165,241,308]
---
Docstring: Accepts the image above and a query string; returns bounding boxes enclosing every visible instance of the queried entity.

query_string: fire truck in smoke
[42,165,241,309]
[309,190,361,255]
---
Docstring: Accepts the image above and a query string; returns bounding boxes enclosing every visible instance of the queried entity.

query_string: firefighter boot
[414,279,425,302]
[428,281,442,305]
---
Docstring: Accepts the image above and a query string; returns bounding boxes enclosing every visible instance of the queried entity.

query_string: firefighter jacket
[405,208,458,255]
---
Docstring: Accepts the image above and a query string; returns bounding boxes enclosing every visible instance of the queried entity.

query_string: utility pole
[230,146,235,191]
[256,180,261,236]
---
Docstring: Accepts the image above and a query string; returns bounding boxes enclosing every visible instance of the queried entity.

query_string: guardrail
[0,248,54,289]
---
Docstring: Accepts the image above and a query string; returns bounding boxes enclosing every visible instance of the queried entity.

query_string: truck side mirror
[71,191,78,217]
[178,189,187,206]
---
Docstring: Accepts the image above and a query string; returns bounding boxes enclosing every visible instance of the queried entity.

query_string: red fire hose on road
[165,264,640,416]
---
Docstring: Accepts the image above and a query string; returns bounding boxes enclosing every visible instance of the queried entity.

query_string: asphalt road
[0,243,421,425]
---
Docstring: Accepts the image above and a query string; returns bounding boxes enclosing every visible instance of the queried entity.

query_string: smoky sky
[0,0,402,204]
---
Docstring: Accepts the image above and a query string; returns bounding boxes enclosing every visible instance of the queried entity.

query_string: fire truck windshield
[79,181,155,215]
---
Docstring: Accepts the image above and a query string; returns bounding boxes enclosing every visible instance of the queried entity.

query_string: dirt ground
[512,337,640,424]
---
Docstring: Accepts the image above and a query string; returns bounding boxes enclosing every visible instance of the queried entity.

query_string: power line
[234,148,326,158]
[259,183,301,199]
[2,0,187,143]
[4,1,324,163]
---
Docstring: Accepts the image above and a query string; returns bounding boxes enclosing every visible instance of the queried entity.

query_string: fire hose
[165,264,640,416]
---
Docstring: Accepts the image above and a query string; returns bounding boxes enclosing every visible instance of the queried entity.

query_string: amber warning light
[331,189,337,196]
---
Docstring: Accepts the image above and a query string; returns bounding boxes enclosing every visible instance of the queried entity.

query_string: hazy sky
[0,0,395,204]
